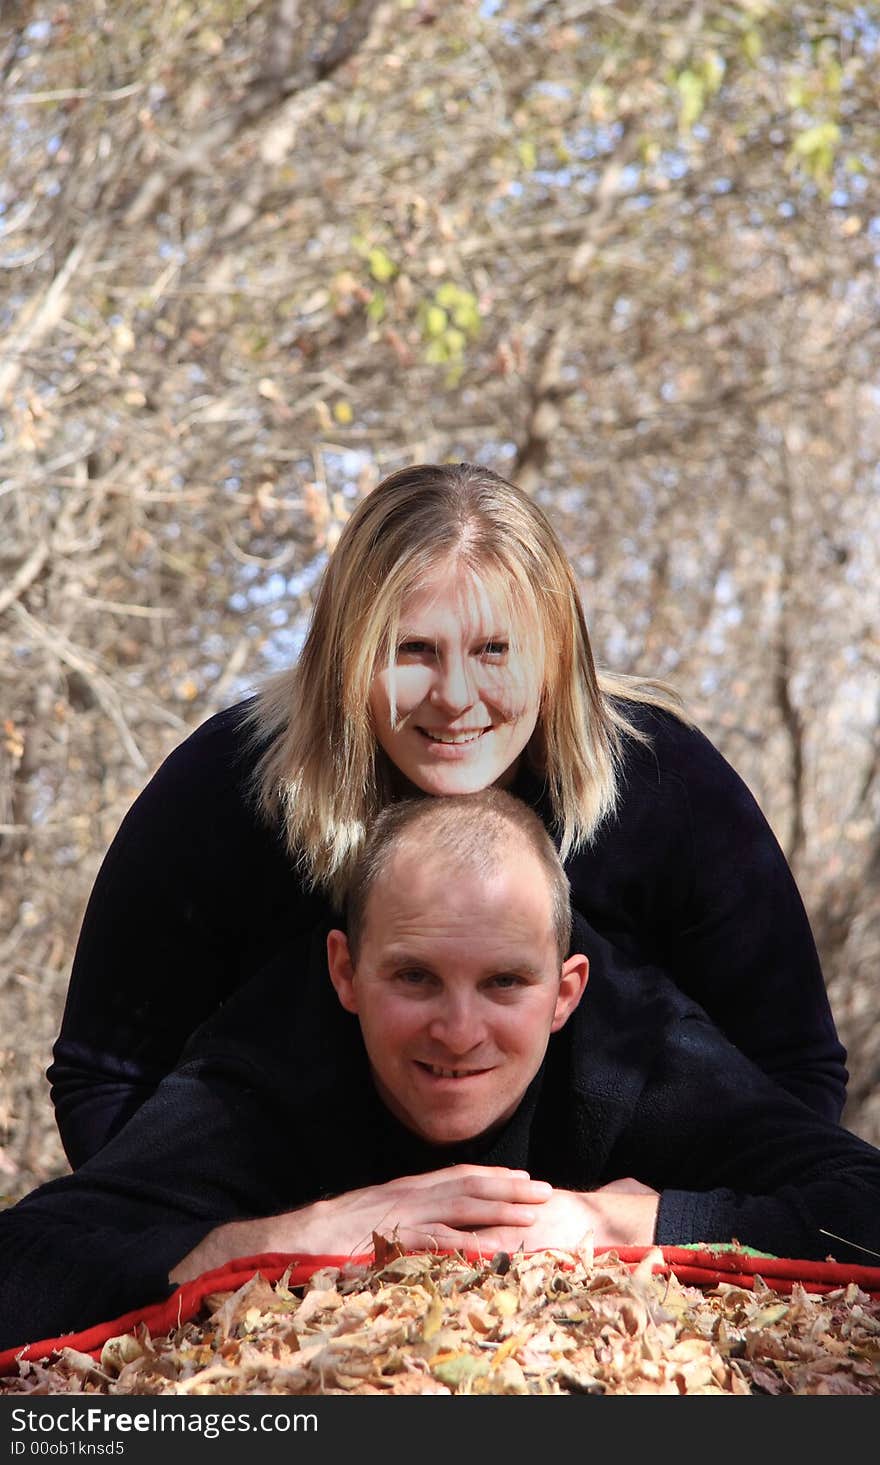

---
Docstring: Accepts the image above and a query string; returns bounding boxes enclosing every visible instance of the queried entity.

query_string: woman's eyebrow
[397,624,511,639]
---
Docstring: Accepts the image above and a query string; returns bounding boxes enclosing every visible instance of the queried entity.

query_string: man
[0,790,878,1350]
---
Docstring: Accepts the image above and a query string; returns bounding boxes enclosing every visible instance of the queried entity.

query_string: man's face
[327,841,588,1146]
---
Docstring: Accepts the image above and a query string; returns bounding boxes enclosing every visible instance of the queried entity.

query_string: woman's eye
[480,640,509,660]
[397,640,434,658]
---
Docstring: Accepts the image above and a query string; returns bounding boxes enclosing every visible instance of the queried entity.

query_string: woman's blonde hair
[247,462,685,903]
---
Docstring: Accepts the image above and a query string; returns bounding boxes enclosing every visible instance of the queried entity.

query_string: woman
[48,462,847,1166]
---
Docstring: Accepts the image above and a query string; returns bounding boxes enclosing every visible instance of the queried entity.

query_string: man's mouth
[416,1061,490,1080]
[417,727,489,745]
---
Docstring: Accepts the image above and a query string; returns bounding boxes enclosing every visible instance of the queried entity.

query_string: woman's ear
[327,929,359,1013]
[551,953,589,1032]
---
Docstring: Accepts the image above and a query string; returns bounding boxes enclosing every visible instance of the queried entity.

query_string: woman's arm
[566,708,847,1120]
[606,1011,876,1263]
[667,716,847,1119]
[47,702,318,1166]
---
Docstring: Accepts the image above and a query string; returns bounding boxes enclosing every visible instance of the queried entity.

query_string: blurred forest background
[1,0,879,1202]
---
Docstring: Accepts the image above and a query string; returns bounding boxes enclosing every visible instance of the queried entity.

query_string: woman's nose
[429,653,474,715]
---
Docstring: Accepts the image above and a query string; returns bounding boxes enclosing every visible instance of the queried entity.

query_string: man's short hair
[345,788,573,962]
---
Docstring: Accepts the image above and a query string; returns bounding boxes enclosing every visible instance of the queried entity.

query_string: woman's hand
[170,1165,553,1283]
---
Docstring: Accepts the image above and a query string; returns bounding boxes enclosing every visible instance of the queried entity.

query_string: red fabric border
[3,1245,879,1377]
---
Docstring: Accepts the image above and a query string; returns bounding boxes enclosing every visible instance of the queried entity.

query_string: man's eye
[488,974,524,991]
[396,969,432,986]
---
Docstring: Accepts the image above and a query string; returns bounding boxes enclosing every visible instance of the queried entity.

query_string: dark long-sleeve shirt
[2,918,875,1352]
[47,698,847,1167]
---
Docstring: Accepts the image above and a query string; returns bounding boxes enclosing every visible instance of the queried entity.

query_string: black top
[2,918,876,1352]
[47,697,847,1167]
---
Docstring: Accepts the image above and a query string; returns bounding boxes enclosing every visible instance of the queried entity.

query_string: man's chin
[409,1111,509,1149]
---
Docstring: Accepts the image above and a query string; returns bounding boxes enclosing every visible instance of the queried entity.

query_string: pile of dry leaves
[3,1247,879,1397]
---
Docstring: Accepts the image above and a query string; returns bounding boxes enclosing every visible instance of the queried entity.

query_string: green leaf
[431,1353,490,1388]
[367,247,397,284]
[434,284,481,337]
[424,337,449,364]
[677,70,705,131]
[517,138,537,170]
[424,305,448,338]
[742,28,762,64]
[366,290,387,323]
[791,121,840,182]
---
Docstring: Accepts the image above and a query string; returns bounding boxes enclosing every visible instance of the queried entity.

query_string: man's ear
[550,953,589,1032]
[327,929,359,1014]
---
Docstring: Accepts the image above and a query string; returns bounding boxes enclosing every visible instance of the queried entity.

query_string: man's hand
[170,1165,553,1284]
[487,1179,660,1253]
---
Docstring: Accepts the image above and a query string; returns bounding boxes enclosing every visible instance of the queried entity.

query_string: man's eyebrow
[377,949,547,980]
[376,948,437,970]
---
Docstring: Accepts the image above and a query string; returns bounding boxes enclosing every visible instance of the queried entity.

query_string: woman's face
[369,563,543,796]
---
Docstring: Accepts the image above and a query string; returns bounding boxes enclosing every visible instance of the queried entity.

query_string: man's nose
[428,994,484,1054]
[429,653,475,716]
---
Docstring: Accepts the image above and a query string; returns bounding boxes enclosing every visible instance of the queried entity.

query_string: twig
[10,604,148,771]
[7,84,146,104]
[819,1228,880,1261]
[0,223,102,406]
[0,540,49,617]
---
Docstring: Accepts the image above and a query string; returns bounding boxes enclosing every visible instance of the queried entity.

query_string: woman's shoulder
[116,697,266,840]
[611,697,771,836]
[151,696,261,783]
[614,698,739,788]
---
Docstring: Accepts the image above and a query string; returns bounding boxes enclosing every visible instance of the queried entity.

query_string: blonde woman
[49,463,847,1166]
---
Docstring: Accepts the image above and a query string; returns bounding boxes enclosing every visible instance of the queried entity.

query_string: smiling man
[326,796,588,1147]
[1,792,880,1351]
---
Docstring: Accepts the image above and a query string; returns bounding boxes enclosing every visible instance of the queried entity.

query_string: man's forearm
[170,1207,321,1284]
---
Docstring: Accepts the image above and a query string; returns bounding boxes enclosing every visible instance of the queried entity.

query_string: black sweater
[2,918,876,1352]
[48,698,847,1167]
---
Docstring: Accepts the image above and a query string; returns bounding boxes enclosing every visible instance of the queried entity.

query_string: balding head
[345,788,572,962]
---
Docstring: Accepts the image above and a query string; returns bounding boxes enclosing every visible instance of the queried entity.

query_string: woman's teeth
[422,729,485,744]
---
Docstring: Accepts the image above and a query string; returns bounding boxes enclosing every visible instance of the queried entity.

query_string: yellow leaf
[3,720,24,759]
[491,1329,531,1369]
[333,400,354,425]
[491,1290,518,1319]
[421,1292,444,1342]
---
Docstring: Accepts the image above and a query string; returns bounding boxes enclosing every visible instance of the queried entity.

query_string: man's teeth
[423,730,485,744]
[428,1065,474,1078]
